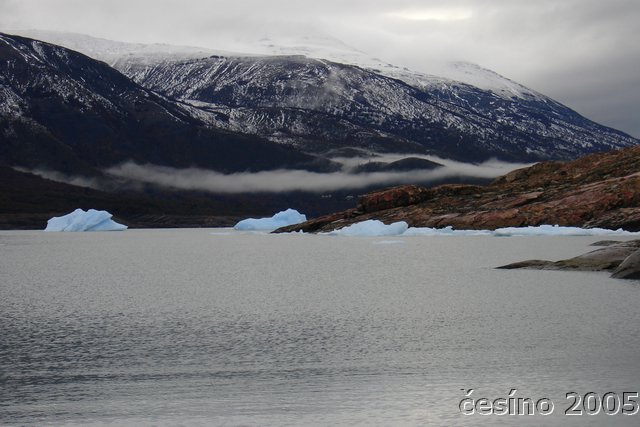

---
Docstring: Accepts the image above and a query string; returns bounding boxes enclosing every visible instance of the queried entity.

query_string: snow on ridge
[248,33,542,101]
[442,62,542,100]
[6,29,542,101]
[7,29,251,66]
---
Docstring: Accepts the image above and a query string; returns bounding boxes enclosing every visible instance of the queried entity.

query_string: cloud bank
[24,155,530,194]
[101,157,528,193]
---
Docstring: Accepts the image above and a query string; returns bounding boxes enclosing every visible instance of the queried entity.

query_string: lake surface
[1,229,640,426]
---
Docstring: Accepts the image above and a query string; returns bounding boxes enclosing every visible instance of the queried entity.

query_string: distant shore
[277,145,640,234]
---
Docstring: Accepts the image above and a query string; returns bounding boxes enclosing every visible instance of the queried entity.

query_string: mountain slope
[8,30,637,163]
[8,30,547,100]
[119,54,636,161]
[0,33,333,174]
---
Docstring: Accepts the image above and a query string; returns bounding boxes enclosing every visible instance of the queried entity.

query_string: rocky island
[276,145,640,234]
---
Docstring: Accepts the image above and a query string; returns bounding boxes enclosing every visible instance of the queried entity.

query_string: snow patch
[234,209,307,231]
[44,208,127,232]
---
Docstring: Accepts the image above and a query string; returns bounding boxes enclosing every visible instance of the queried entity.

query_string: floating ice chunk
[372,240,405,245]
[234,208,307,231]
[492,224,639,237]
[45,208,127,232]
[402,224,639,237]
[209,230,233,235]
[403,226,492,236]
[329,220,408,236]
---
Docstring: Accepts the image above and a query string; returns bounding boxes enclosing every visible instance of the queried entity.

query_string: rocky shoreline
[276,145,640,233]
[497,240,640,279]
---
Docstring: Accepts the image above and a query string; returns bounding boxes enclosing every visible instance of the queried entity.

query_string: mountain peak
[2,31,637,171]
[8,29,542,101]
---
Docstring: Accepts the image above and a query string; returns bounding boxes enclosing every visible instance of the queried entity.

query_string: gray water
[1,229,639,426]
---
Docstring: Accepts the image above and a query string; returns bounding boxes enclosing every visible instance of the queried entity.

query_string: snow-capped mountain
[10,29,224,66]
[8,30,547,100]
[3,30,638,171]
[15,30,634,162]
[0,32,332,174]
[120,54,636,161]
[247,32,543,101]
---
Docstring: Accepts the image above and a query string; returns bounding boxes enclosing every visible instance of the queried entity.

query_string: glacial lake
[1,229,640,426]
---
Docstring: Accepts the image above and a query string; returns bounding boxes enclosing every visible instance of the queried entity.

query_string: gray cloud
[21,155,530,194]
[101,158,528,193]
[1,0,638,136]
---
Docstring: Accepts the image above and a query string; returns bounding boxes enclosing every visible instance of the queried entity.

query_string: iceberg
[234,208,307,231]
[328,220,409,236]
[325,222,639,237]
[403,224,639,237]
[372,240,405,245]
[403,226,492,236]
[45,209,127,232]
[492,224,639,237]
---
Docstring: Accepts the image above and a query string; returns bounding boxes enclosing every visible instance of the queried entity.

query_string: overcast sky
[1,0,638,137]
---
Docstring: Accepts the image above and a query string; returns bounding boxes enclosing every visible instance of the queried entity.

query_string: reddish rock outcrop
[276,145,640,233]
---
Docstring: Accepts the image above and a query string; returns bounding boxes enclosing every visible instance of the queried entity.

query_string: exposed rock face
[356,185,433,214]
[611,250,640,279]
[498,240,640,280]
[276,145,640,233]
[498,241,640,272]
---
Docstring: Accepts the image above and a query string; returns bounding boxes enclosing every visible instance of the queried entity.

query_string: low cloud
[100,156,529,193]
[14,167,102,189]
[16,167,141,192]
[22,155,531,194]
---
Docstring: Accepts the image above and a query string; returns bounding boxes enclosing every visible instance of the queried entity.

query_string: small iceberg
[492,224,639,237]
[324,221,639,237]
[372,240,406,245]
[45,209,127,232]
[234,208,307,231]
[402,225,640,237]
[404,226,492,236]
[328,220,409,236]
[404,224,638,237]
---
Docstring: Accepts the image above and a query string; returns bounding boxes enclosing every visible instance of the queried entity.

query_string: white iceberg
[326,221,639,237]
[328,220,409,236]
[45,209,128,232]
[492,224,639,237]
[372,240,406,245]
[233,208,307,231]
[403,224,638,237]
[403,226,492,236]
